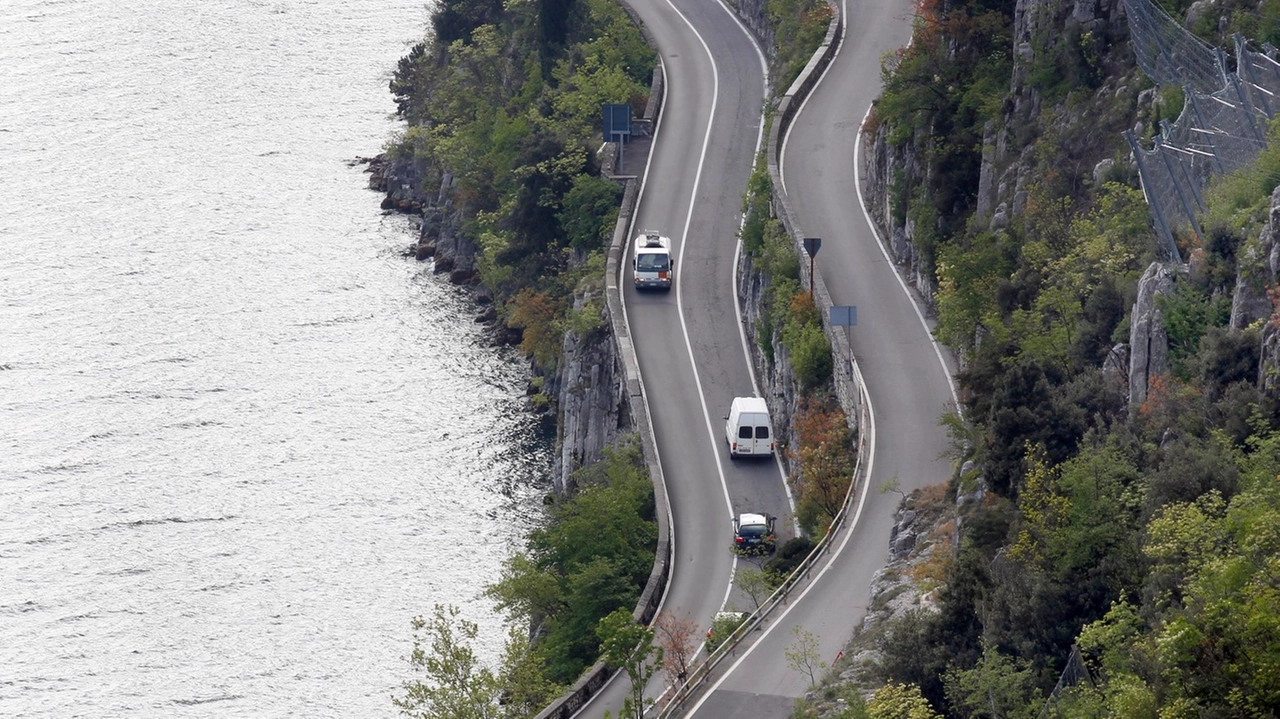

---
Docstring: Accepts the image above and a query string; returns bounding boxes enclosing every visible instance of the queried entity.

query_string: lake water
[0,1,550,716]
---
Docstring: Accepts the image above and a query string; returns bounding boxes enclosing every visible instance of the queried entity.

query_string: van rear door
[750,414,772,454]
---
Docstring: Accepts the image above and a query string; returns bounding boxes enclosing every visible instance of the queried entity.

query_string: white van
[724,396,774,458]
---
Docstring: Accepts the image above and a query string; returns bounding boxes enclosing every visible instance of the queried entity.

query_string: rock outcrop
[368,149,630,491]
[546,290,631,491]
[1230,185,1280,330]
[862,0,1134,298]
[1128,261,1175,408]
[1252,188,1280,399]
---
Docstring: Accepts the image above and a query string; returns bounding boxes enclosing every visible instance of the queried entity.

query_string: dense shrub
[765,536,816,577]
[485,439,657,684]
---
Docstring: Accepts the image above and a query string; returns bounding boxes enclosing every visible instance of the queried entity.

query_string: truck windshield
[636,254,670,271]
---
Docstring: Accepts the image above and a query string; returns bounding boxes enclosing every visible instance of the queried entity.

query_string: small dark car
[732,512,777,555]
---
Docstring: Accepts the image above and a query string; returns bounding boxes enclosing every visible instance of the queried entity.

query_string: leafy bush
[765,536,816,578]
[485,439,657,684]
[705,612,748,654]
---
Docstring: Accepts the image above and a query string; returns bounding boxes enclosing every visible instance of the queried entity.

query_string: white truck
[632,229,673,290]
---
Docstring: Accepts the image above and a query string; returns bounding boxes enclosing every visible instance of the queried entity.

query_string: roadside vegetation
[397,439,656,716]
[386,0,661,708]
[786,0,1280,713]
[741,154,856,543]
[387,0,655,375]
[767,0,835,92]
[389,0,859,712]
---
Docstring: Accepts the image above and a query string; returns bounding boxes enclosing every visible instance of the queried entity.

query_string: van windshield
[755,426,770,439]
[636,254,670,271]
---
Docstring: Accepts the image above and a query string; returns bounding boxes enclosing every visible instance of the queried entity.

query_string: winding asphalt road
[682,0,958,714]
[581,0,955,715]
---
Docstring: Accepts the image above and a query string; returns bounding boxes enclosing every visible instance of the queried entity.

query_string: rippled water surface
[0,1,551,716]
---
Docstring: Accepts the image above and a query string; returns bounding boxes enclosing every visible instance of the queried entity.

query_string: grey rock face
[1261,321,1280,397]
[1230,186,1280,329]
[549,293,629,491]
[1128,262,1175,408]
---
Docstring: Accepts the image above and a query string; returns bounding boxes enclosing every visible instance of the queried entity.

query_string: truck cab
[633,230,673,290]
[732,512,777,555]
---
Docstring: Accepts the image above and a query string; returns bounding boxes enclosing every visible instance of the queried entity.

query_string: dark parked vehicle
[732,512,776,555]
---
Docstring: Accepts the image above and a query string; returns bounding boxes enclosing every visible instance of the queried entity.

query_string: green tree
[736,566,779,610]
[484,441,656,684]
[395,604,500,719]
[597,609,663,719]
[942,642,1042,719]
[496,626,564,719]
[867,682,943,719]
[559,174,621,252]
[784,625,824,688]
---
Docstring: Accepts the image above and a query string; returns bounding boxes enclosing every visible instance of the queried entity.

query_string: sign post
[802,237,822,298]
[829,305,858,376]
[602,104,632,173]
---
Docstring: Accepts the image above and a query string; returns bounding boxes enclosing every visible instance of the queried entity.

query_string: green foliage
[1150,85,1185,133]
[1156,280,1231,381]
[494,626,566,719]
[1202,118,1280,237]
[705,612,748,654]
[1054,427,1280,716]
[1228,0,1280,46]
[597,609,663,719]
[485,439,656,685]
[396,604,501,719]
[785,625,824,688]
[1025,26,1104,101]
[789,322,834,389]
[765,536,816,578]
[934,230,1017,353]
[740,157,773,258]
[737,566,781,609]
[943,642,1043,719]
[1008,442,1142,579]
[559,175,621,253]
[906,187,940,279]
[867,682,942,719]
[768,0,833,92]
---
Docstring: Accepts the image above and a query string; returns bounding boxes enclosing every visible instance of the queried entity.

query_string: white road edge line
[706,0,801,541]
[688,0,957,704]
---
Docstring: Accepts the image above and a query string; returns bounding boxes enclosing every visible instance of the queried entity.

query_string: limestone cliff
[861,0,1137,304]
[366,152,629,491]
[544,291,630,492]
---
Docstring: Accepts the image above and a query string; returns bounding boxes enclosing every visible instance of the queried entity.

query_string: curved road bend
[576,0,774,716]
[684,0,957,716]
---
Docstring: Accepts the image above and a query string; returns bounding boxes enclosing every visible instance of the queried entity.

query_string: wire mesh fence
[1123,0,1280,264]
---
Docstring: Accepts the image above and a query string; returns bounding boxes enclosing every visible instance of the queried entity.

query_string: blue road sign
[829,305,857,326]
[603,104,632,139]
